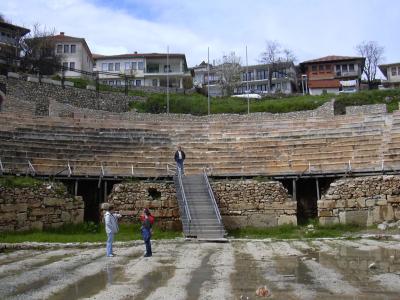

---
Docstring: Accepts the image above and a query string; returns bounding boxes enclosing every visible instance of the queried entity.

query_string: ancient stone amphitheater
[1,75,400,236]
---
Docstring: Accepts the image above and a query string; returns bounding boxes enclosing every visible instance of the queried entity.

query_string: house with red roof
[52,32,94,77]
[299,55,365,95]
[93,52,191,89]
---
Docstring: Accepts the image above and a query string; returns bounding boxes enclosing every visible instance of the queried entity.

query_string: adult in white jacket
[101,202,121,257]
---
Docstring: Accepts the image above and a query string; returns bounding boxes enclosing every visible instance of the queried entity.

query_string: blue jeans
[176,160,184,174]
[106,232,114,256]
[141,228,152,256]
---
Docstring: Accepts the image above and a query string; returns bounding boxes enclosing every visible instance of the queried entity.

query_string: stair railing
[203,167,222,225]
[176,164,191,234]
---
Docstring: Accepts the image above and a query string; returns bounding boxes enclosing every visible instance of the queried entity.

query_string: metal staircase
[173,168,226,241]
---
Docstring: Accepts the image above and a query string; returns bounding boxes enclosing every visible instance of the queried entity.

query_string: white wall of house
[309,87,339,95]
[387,65,400,83]
[56,42,93,77]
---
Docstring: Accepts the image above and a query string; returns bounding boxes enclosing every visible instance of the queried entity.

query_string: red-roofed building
[93,52,191,88]
[52,32,93,77]
[300,55,365,95]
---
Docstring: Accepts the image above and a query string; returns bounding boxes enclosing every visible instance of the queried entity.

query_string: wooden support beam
[316,178,320,200]
[74,180,78,196]
[292,179,297,202]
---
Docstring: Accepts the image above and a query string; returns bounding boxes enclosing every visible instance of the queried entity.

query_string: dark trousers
[145,238,152,255]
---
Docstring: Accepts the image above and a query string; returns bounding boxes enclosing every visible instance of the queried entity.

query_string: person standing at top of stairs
[174,145,186,175]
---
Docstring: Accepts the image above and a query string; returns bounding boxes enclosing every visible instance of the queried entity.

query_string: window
[138,61,144,70]
[342,64,348,72]
[56,44,62,54]
[116,80,121,86]
[108,80,114,85]
[319,65,324,71]
[70,44,76,53]
[152,79,158,86]
[115,63,120,71]
[311,65,317,72]
[164,65,171,73]
[349,64,355,72]
[136,79,141,86]
[392,67,397,76]
[325,65,331,72]
[132,62,137,70]
[102,63,107,71]
[69,62,75,69]
[336,65,341,71]
[125,62,131,70]
[282,82,287,90]
[398,67,400,76]
[64,44,69,53]
[108,63,114,71]
[62,62,68,69]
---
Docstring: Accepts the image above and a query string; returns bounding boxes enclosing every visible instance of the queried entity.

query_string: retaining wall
[318,175,400,226]
[0,181,84,232]
[107,179,296,230]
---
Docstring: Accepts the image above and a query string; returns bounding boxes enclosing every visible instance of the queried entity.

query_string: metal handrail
[177,166,191,232]
[203,167,222,224]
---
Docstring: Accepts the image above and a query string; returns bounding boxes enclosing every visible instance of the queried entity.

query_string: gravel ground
[0,238,400,300]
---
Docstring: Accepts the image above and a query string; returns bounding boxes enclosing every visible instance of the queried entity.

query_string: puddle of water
[129,265,176,300]
[0,253,75,280]
[186,252,213,300]
[48,266,126,300]
[231,250,268,299]
[0,250,44,266]
[11,276,52,296]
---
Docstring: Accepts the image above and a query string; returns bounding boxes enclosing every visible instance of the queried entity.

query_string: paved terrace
[0,238,399,299]
[0,111,400,178]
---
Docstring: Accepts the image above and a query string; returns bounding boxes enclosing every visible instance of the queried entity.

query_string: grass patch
[0,176,43,188]
[335,88,400,114]
[0,222,182,243]
[228,221,363,239]
[129,92,332,115]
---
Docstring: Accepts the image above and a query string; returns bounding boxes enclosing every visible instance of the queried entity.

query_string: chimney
[134,51,138,54]
[60,32,65,36]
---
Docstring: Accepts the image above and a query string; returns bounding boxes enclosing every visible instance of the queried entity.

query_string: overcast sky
[1,0,399,68]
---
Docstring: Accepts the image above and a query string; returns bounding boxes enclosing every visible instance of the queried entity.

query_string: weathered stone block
[278,214,297,226]
[365,199,376,207]
[339,210,368,226]
[318,210,333,217]
[30,221,43,230]
[387,195,400,203]
[319,216,339,225]
[222,216,248,229]
[43,197,63,206]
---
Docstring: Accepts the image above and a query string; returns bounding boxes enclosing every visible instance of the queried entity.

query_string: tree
[356,41,384,89]
[20,23,62,75]
[215,52,242,96]
[259,40,296,92]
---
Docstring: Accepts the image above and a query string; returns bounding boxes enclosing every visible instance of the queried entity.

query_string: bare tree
[215,52,242,96]
[0,13,5,22]
[356,41,384,89]
[20,23,62,75]
[259,40,296,92]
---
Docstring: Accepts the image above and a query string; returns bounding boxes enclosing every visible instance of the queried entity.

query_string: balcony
[335,71,358,78]
[0,35,17,47]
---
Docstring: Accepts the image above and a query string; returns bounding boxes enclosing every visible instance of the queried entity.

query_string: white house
[379,63,400,89]
[52,32,93,77]
[93,53,191,88]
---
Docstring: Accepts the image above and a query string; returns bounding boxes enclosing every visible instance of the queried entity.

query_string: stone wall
[5,77,134,114]
[107,181,180,230]
[107,179,297,230]
[212,179,297,228]
[0,181,84,232]
[318,175,400,226]
[346,104,387,115]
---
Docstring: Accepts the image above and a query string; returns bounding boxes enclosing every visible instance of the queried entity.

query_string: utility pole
[207,47,210,115]
[246,45,249,114]
[167,45,170,114]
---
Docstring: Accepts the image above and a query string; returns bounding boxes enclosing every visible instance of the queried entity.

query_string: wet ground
[1,238,400,299]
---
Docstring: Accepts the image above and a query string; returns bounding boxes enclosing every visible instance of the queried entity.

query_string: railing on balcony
[0,35,17,47]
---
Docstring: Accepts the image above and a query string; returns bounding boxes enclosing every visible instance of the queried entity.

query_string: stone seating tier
[0,112,395,177]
